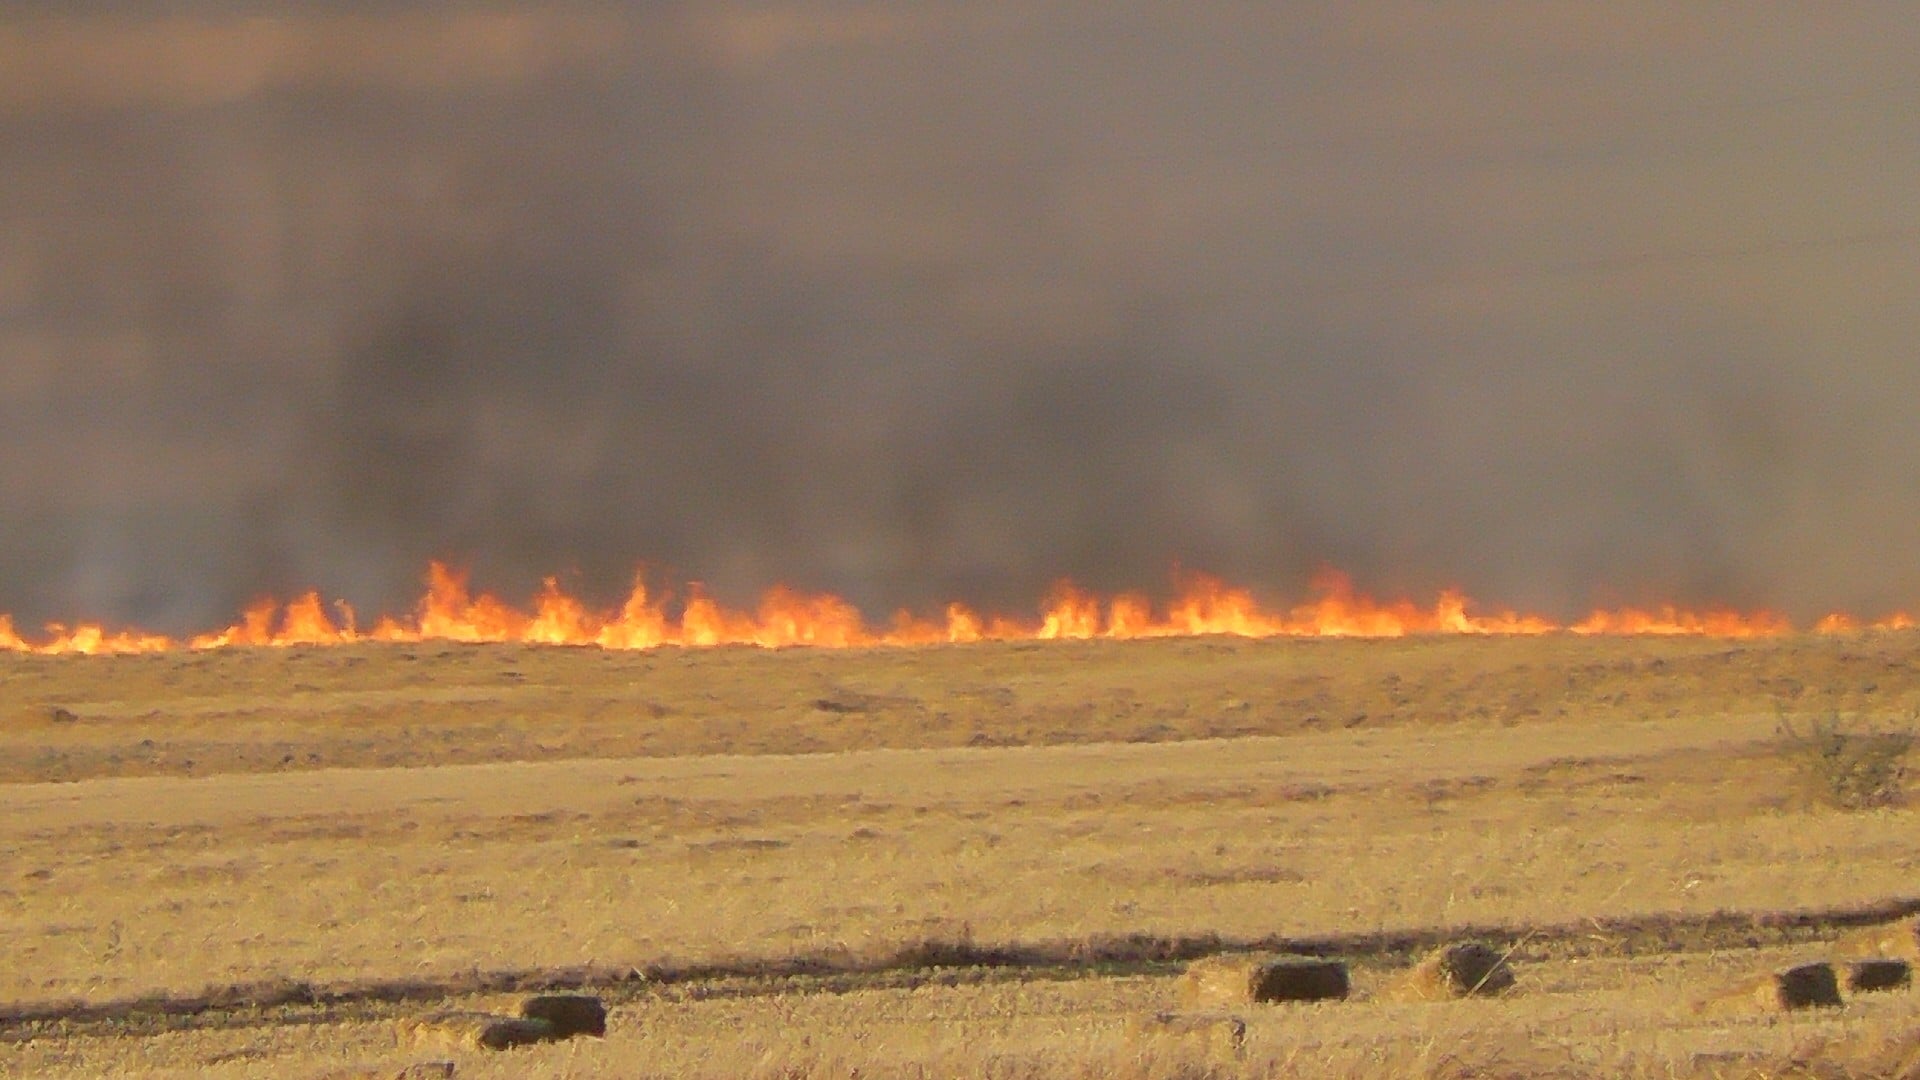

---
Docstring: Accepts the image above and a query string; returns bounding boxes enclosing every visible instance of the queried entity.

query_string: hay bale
[1391,942,1516,1001]
[399,1012,557,1051]
[1175,954,1349,1007]
[519,994,607,1038]
[1837,916,1920,960]
[1123,1011,1247,1058]
[1255,958,1350,1003]
[1697,962,1843,1015]
[1844,958,1912,994]
[1773,962,1845,1009]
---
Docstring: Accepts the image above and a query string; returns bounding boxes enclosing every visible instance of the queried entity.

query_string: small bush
[1777,712,1914,810]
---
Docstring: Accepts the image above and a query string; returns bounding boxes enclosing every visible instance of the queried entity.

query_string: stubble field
[2,632,1919,1078]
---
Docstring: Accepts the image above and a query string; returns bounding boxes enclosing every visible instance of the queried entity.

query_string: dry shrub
[1843,958,1912,993]
[1122,1011,1248,1060]
[1836,915,1920,960]
[1175,954,1348,1007]
[1696,962,1842,1016]
[1777,713,1914,810]
[1390,942,1516,1002]
[519,993,608,1037]
[398,1011,557,1051]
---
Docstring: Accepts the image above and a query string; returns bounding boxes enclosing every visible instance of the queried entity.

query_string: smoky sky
[5,5,1920,633]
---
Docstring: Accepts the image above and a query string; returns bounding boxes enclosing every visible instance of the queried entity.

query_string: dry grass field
[3,632,1919,1077]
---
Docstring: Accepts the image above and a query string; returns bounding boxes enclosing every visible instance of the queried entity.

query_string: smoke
[5,5,1920,632]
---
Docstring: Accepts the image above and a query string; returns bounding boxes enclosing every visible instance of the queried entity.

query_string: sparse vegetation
[1777,711,1915,810]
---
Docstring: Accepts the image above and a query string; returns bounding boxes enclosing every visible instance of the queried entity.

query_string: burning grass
[6,560,1917,656]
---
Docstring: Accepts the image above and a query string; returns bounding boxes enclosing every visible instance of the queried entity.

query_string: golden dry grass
[1835,915,1920,960]
[2,633,1919,1077]
[397,1012,556,1052]
[1122,1010,1248,1061]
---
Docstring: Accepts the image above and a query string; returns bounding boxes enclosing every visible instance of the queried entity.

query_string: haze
[4,5,1919,633]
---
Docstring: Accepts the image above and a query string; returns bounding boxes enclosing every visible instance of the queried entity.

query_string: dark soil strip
[6,894,1917,1042]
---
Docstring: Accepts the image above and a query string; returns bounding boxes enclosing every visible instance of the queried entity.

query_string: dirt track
[0,708,1785,834]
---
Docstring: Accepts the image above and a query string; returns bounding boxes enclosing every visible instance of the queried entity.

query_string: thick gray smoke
[6,6,1920,633]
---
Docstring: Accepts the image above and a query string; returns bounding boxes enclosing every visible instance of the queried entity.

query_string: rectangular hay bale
[1774,962,1845,1009]
[519,994,608,1038]
[1845,959,1912,994]
[1698,962,1843,1016]
[1176,954,1349,1006]
[1391,942,1516,1002]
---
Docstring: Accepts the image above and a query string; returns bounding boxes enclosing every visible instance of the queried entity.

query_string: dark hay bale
[519,994,608,1037]
[1254,958,1351,1003]
[1775,962,1845,1009]
[1844,958,1912,994]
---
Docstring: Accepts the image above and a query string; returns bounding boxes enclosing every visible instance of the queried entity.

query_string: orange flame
[1,561,1914,655]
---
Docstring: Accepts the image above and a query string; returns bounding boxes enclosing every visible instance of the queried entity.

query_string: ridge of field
[12,942,1920,1079]
[3,633,1915,783]
[8,890,1919,1038]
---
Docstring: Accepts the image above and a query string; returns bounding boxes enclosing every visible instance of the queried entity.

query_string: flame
[1,561,1914,655]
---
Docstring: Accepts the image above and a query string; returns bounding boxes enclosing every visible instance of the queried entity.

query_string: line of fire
[2,562,1913,656]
